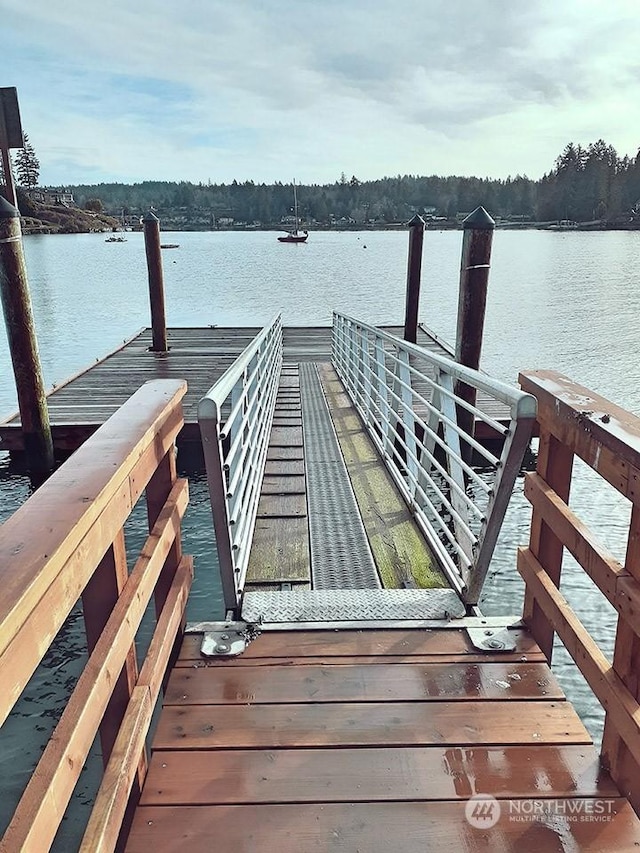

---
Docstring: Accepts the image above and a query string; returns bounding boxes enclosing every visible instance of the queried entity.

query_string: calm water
[0,228,638,845]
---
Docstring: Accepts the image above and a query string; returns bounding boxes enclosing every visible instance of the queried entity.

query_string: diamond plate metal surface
[242,588,465,623]
[299,362,380,589]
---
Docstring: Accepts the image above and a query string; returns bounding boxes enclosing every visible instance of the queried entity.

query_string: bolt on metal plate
[466,625,517,652]
[199,622,250,657]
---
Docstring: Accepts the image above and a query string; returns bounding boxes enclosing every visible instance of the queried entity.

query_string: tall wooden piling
[143,211,168,352]
[0,197,54,475]
[455,206,495,442]
[403,214,425,343]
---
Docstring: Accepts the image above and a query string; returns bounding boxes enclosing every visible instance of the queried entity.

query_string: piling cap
[407,213,425,228]
[142,209,159,223]
[462,206,495,230]
[0,196,19,219]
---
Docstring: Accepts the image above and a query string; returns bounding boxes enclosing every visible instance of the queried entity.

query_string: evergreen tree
[14,134,40,188]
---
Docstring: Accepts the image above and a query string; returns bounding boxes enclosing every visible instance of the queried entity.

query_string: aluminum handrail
[332,311,537,604]
[198,314,283,614]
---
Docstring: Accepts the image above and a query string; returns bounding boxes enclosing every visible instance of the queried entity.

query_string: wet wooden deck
[0,325,509,453]
[125,627,640,851]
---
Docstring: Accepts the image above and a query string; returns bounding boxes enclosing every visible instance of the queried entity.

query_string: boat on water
[160,243,180,249]
[278,180,308,243]
[105,235,127,243]
[278,230,308,243]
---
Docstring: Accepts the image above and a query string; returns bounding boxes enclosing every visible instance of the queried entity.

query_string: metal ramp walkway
[299,361,380,591]
[197,312,536,629]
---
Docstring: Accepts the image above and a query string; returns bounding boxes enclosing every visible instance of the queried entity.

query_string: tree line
[0,134,40,190]
[4,137,640,225]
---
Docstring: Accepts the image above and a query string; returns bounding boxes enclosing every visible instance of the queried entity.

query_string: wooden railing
[518,370,640,813]
[0,379,193,852]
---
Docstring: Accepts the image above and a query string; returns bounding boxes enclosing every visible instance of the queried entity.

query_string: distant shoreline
[20,220,640,236]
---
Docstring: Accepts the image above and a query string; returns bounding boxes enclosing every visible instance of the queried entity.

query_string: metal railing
[198,314,283,613]
[332,312,537,604]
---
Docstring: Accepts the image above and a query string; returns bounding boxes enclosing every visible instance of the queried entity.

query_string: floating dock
[0,325,509,454]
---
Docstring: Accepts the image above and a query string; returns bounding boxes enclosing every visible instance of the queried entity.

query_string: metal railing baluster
[331,312,536,603]
[199,314,283,614]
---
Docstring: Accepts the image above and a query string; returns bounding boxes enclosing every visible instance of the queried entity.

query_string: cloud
[3,0,640,184]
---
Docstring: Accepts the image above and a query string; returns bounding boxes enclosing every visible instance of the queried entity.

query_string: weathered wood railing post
[454,206,495,446]
[143,210,168,352]
[0,196,54,477]
[403,214,425,343]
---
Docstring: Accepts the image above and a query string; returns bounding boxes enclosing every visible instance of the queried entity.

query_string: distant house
[26,187,75,206]
[217,216,234,227]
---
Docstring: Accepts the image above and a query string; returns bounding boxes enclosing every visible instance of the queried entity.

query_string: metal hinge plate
[186,620,260,658]
[466,624,517,652]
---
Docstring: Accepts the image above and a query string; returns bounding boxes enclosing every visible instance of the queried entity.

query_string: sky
[3,0,640,187]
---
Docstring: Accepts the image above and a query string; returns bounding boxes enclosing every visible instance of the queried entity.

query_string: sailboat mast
[293,180,299,233]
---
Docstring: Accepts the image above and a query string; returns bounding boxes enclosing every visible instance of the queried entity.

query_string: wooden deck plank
[152,701,569,749]
[153,700,589,749]
[260,475,306,495]
[255,493,306,518]
[266,446,304,460]
[126,800,640,852]
[164,662,563,705]
[140,744,610,806]
[245,517,310,583]
[264,460,305,476]
[268,426,303,446]
[271,414,302,422]
[178,628,545,661]
[178,653,545,667]
[267,447,304,462]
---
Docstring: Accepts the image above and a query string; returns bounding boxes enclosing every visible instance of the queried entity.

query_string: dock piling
[403,214,425,344]
[143,211,168,352]
[0,197,54,477]
[454,206,495,443]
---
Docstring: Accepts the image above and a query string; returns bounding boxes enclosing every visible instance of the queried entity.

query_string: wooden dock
[3,357,640,851]
[125,626,640,851]
[0,324,508,453]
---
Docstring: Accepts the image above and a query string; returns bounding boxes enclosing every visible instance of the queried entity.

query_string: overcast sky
[3,0,639,186]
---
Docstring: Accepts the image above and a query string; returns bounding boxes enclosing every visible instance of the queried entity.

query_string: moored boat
[278,179,308,243]
[277,230,308,243]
